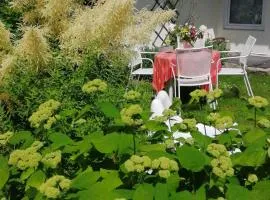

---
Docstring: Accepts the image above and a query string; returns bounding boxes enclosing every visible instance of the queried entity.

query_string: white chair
[217,35,256,96]
[170,47,214,99]
[156,90,172,109]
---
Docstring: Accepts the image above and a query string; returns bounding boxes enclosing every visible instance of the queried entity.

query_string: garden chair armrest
[141,57,154,66]
[140,51,159,54]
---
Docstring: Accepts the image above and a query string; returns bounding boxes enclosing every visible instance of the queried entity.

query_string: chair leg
[178,83,181,99]
[244,73,254,97]
[209,82,216,110]
[126,73,133,92]
[243,75,251,96]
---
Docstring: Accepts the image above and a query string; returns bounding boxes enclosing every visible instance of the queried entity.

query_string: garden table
[152,50,221,99]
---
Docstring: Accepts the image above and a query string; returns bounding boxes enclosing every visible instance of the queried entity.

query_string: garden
[0,0,270,200]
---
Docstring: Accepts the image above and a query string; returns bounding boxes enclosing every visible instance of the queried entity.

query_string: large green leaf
[26,170,46,189]
[72,168,100,190]
[176,145,206,172]
[48,132,73,149]
[243,128,266,146]
[191,131,212,149]
[155,183,169,200]
[232,146,266,167]
[20,167,35,181]
[0,156,9,189]
[226,184,250,200]
[138,144,166,153]
[170,191,193,200]
[133,183,154,200]
[97,102,120,118]
[250,181,270,200]
[92,133,133,154]
[166,174,180,194]
[8,131,34,148]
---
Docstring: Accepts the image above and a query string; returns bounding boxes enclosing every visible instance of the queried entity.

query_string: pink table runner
[152,50,222,92]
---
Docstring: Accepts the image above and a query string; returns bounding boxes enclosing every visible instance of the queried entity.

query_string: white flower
[185,22,188,26]
[199,25,208,32]
[168,23,176,32]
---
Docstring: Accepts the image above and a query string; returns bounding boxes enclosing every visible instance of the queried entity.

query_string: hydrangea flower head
[207,113,220,123]
[123,90,141,101]
[169,160,179,171]
[258,118,270,128]
[29,99,61,128]
[39,175,71,199]
[183,118,197,131]
[248,174,258,183]
[207,89,223,102]
[215,116,233,130]
[158,170,170,179]
[248,96,268,108]
[0,131,14,145]
[41,150,61,168]
[82,79,107,94]
[124,159,135,172]
[190,89,208,103]
[142,156,152,168]
[159,157,170,170]
[120,104,143,126]
[151,159,160,169]
[165,139,175,149]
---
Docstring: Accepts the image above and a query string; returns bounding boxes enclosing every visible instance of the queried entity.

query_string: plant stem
[254,108,257,127]
[133,132,136,155]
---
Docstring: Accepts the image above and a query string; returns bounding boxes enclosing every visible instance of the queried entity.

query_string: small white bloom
[199,25,208,32]
[168,23,176,31]
[185,22,188,26]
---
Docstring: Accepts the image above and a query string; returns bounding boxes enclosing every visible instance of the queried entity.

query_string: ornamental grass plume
[0,21,12,59]
[15,27,51,71]
[0,55,16,82]
[11,0,46,25]
[42,0,77,37]
[61,0,175,60]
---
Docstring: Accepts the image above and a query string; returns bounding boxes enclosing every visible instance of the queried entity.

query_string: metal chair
[170,47,213,99]
[217,35,256,96]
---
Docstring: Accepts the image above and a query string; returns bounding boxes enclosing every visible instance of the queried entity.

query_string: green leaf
[20,168,35,181]
[48,132,73,149]
[26,170,46,189]
[97,102,120,118]
[155,183,168,200]
[92,133,118,154]
[243,128,266,146]
[133,183,154,200]
[113,189,134,199]
[250,181,270,200]
[232,146,266,167]
[166,174,180,194]
[144,120,168,132]
[195,185,206,200]
[226,184,250,200]
[0,156,9,189]
[191,131,212,149]
[72,168,100,190]
[176,145,206,172]
[138,144,166,153]
[9,131,34,148]
[170,191,193,200]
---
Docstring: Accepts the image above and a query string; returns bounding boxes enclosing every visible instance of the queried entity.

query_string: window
[224,0,265,30]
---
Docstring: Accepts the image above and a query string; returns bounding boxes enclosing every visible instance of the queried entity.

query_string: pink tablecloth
[152,50,221,92]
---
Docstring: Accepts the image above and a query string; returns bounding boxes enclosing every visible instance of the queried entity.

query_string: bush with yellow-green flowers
[123,155,179,179]
[248,96,269,108]
[189,89,208,104]
[214,116,233,130]
[39,175,71,199]
[154,108,177,122]
[120,104,143,126]
[207,143,234,179]
[28,99,61,128]
[41,150,61,169]
[123,90,141,101]
[82,79,107,94]
[0,131,13,145]
[165,139,175,149]
[182,118,197,131]
[207,113,221,124]
[258,118,270,128]
[8,141,43,170]
[207,88,223,102]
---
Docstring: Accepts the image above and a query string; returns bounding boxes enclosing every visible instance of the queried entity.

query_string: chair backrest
[240,35,256,65]
[194,38,205,48]
[175,47,212,78]
[129,49,142,68]
[156,90,172,109]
